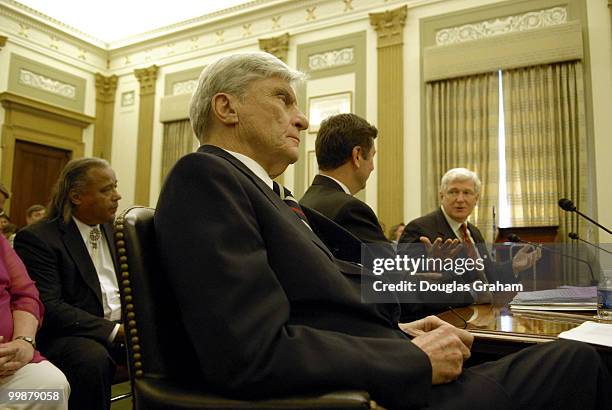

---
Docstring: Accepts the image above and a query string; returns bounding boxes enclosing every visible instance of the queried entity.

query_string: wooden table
[438,292,612,368]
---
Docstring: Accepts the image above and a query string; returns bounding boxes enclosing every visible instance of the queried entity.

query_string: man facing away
[154,52,610,410]
[301,113,389,245]
[15,158,124,410]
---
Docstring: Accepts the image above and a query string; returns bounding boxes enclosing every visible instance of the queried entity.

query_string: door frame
[0,92,94,215]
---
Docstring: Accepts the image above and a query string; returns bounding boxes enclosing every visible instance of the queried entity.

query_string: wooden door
[11,140,71,228]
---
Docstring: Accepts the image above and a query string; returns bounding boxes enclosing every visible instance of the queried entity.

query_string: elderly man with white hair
[399,167,539,288]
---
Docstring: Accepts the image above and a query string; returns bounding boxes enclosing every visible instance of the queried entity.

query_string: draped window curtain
[502,61,588,242]
[161,120,198,183]
[426,72,499,242]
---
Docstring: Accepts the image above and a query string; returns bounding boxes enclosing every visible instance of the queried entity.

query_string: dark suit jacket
[399,208,516,285]
[300,175,390,244]
[14,218,118,348]
[154,145,432,409]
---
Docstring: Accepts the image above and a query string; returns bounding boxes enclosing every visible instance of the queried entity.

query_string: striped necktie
[273,181,310,227]
[459,223,477,260]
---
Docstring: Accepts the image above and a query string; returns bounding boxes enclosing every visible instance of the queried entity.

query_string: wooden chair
[114,206,382,410]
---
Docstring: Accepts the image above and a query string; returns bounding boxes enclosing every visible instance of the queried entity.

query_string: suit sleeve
[155,154,432,409]
[14,229,116,344]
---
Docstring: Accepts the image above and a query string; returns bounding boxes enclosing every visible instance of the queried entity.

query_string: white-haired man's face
[439,179,479,223]
[235,77,309,177]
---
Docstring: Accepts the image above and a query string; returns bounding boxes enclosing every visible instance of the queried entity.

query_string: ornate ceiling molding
[259,32,290,62]
[436,6,567,46]
[369,5,407,48]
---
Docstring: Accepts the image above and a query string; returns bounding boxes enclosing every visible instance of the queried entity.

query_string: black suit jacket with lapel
[154,145,435,410]
[14,217,118,347]
[300,175,390,244]
[399,208,516,285]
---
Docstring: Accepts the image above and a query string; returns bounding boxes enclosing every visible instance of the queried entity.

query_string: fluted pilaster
[134,65,159,205]
[94,74,118,160]
[369,6,407,228]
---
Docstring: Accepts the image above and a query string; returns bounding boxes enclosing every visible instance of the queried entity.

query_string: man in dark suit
[399,168,538,286]
[300,113,390,246]
[14,157,123,410]
[155,52,610,410]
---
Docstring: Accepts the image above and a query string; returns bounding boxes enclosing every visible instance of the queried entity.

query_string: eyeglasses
[445,189,476,199]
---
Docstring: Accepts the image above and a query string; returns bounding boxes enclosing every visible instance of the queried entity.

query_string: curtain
[503,61,588,241]
[426,72,499,242]
[161,120,198,183]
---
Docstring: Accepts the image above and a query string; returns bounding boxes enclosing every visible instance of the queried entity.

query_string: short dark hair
[47,157,110,224]
[315,113,378,170]
[26,204,45,218]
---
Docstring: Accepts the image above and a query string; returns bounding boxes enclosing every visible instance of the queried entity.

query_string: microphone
[568,232,612,255]
[507,233,597,285]
[558,198,612,235]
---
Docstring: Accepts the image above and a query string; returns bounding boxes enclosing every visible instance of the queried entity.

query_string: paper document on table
[558,321,612,347]
[511,286,597,304]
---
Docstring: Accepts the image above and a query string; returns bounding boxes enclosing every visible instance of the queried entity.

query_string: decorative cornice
[0,35,7,50]
[95,74,118,103]
[134,65,159,95]
[258,32,290,62]
[436,6,567,46]
[369,5,407,48]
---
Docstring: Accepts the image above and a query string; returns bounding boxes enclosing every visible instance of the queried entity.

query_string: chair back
[114,206,201,381]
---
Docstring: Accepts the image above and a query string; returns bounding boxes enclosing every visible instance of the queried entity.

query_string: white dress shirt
[73,217,121,342]
[319,174,351,195]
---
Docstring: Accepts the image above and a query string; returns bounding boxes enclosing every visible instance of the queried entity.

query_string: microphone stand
[508,234,597,286]
[568,232,612,255]
[573,209,612,235]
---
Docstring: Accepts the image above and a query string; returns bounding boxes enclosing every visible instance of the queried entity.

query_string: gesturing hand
[420,237,462,259]
[512,245,542,274]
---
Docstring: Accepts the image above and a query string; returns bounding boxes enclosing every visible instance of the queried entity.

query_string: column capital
[259,33,290,63]
[369,5,407,48]
[95,74,118,103]
[0,35,7,51]
[134,65,159,95]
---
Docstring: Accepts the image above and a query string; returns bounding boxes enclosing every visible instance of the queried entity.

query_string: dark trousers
[41,336,117,410]
[427,340,611,410]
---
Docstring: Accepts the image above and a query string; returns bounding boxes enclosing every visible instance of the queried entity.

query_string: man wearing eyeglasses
[399,168,539,290]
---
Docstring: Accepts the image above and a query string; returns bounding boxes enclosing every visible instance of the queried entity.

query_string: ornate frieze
[172,79,198,95]
[95,73,118,102]
[19,68,76,99]
[134,65,159,95]
[369,5,407,48]
[259,33,290,62]
[436,6,567,46]
[308,47,354,71]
